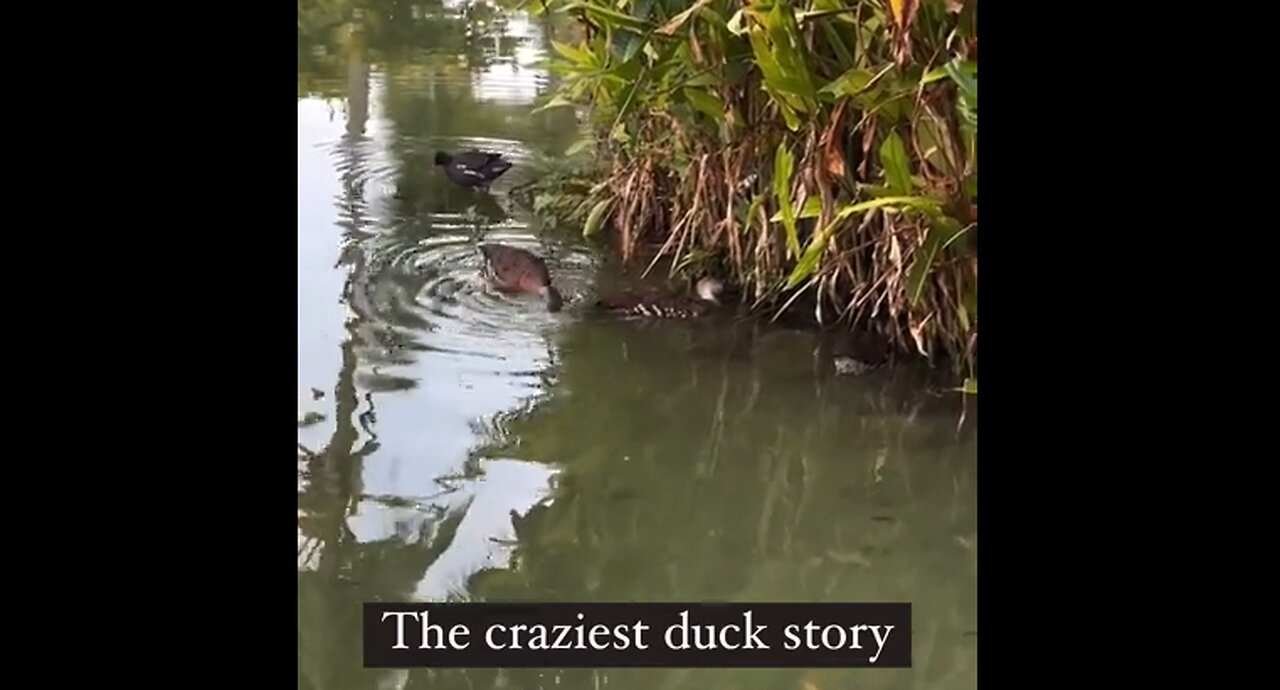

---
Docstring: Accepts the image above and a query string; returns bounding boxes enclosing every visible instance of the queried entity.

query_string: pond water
[297,3,977,689]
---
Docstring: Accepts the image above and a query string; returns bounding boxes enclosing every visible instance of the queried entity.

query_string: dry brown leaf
[689,30,704,65]
[888,0,920,28]
[909,312,934,356]
[655,0,714,36]
[820,102,848,179]
[858,119,877,179]
[888,0,920,66]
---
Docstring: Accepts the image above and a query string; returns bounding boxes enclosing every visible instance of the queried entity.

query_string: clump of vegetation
[522,0,977,384]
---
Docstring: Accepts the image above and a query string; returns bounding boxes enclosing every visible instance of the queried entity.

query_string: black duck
[435,149,513,191]
[477,243,564,312]
[595,277,725,319]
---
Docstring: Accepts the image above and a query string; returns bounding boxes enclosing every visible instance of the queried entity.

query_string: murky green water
[298,3,977,689]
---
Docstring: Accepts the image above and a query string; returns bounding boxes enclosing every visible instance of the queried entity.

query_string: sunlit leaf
[773,141,800,259]
[879,130,913,195]
[583,198,613,237]
[743,3,818,113]
[770,196,823,222]
[551,39,596,67]
[766,85,803,131]
[610,121,631,143]
[565,136,596,157]
[923,59,976,85]
[726,8,748,35]
[531,95,578,114]
[833,195,941,221]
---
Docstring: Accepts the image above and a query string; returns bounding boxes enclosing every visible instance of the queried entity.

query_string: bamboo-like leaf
[821,64,892,97]
[565,136,596,157]
[819,21,856,72]
[764,4,817,102]
[923,59,976,85]
[773,141,800,259]
[941,223,972,252]
[745,194,766,229]
[802,0,862,25]
[531,95,578,114]
[682,87,725,123]
[743,4,817,114]
[773,91,802,131]
[784,230,832,290]
[944,59,977,100]
[551,39,597,67]
[583,198,613,237]
[917,111,958,180]
[784,195,940,289]
[610,66,648,137]
[747,28,789,94]
[619,32,648,64]
[945,58,978,128]
[879,130,913,195]
[832,195,941,221]
[905,214,964,305]
[821,67,874,96]
[681,70,718,88]
[770,196,822,222]
[564,2,654,33]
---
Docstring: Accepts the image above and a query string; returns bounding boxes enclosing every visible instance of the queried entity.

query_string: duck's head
[695,276,725,304]
[539,285,564,313]
[433,151,452,166]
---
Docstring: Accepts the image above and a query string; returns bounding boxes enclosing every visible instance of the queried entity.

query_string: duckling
[477,243,564,312]
[434,149,513,191]
[831,328,890,375]
[595,276,725,319]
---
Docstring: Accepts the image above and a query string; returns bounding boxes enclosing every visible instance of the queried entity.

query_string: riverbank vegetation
[520,0,977,387]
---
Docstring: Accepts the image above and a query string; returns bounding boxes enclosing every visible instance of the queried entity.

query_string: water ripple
[323,123,597,401]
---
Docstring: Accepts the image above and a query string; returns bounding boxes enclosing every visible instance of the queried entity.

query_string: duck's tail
[488,158,514,177]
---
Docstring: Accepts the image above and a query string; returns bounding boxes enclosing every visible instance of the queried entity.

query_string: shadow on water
[298,2,977,689]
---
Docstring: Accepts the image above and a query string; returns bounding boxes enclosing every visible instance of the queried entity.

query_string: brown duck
[595,276,725,319]
[477,243,564,312]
